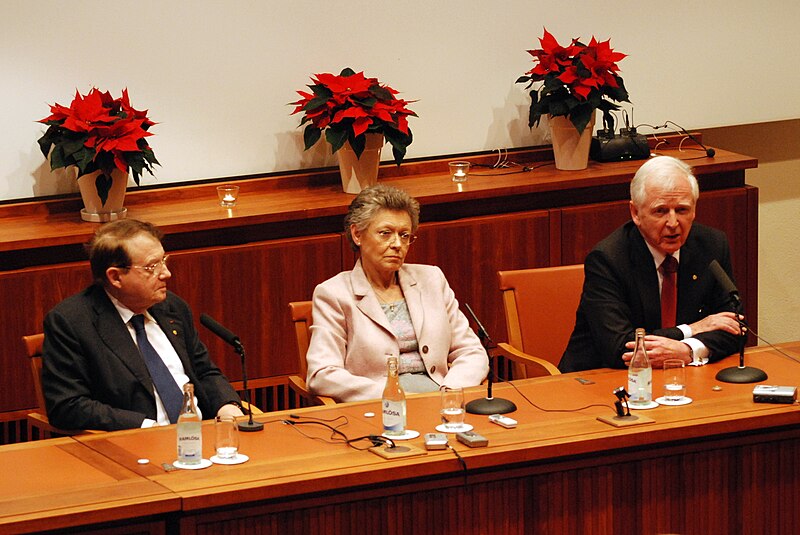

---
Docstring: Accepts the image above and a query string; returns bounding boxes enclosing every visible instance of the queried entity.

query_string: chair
[23,334,102,437]
[496,264,585,378]
[287,301,336,406]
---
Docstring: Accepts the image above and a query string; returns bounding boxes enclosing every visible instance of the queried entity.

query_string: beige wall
[703,120,800,344]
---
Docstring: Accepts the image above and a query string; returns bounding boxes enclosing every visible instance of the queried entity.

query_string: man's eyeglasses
[126,255,170,276]
[375,230,417,246]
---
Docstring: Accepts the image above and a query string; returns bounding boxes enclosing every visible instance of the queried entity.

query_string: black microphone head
[708,260,739,299]
[706,147,716,157]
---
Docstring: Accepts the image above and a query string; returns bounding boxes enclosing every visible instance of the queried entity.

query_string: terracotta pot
[77,168,129,222]
[549,113,596,171]
[336,133,383,194]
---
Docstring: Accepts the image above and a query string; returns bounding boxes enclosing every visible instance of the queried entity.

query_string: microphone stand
[233,341,265,432]
[715,294,767,384]
[463,304,517,415]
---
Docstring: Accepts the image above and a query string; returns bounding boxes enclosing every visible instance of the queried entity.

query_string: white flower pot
[77,168,129,222]
[336,133,383,194]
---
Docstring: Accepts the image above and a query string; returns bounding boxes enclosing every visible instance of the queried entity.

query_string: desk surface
[71,342,800,515]
[1,343,796,533]
[0,437,178,533]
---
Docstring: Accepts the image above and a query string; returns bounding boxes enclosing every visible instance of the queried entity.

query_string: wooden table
[3,343,798,534]
[0,437,178,534]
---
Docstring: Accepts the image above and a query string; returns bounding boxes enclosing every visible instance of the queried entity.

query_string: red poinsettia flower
[37,87,159,206]
[291,67,417,166]
[526,28,582,78]
[517,28,630,134]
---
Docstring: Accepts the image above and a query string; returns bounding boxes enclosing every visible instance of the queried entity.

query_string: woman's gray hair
[344,184,420,251]
[630,156,699,208]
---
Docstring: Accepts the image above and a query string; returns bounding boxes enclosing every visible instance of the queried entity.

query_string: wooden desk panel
[66,344,800,534]
[0,438,177,534]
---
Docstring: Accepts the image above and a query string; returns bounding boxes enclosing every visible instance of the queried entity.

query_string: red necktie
[661,255,678,328]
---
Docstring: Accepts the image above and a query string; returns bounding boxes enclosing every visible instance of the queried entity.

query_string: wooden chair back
[498,264,585,371]
[288,301,335,406]
[22,333,100,437]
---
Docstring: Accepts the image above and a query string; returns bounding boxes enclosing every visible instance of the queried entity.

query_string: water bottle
[627,328,652,406]
[177,382,202,464]
[381,355,406,436]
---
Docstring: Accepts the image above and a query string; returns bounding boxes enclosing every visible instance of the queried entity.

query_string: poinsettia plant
[37,88,159,205]
[516,28,630,134]
[291,68,417,166]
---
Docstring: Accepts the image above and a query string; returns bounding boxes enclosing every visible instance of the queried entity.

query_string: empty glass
[214,414,239,459]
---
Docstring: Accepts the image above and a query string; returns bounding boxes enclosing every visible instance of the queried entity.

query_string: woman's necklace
[369,275,402,312]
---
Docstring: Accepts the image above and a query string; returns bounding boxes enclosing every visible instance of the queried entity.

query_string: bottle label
[177,421,202,463]
[628,368,653,404]
[382,399,406,433]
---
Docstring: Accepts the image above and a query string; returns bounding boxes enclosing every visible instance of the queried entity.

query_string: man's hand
[217,403,244,419]
[689,312,743,336]
[623,335,692,368]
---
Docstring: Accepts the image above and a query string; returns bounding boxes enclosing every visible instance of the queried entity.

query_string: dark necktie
[661,255,678,328]
[131,314,183,423]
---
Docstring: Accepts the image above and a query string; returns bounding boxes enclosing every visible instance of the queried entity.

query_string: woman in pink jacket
[306,185,489,402]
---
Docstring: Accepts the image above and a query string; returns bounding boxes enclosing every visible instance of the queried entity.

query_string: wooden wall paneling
[167,234,343,380]
[405,210,551,346]
[0,262,93,412]
[558,200,631,266]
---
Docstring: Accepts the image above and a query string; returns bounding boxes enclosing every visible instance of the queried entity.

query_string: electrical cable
[281,416,397,451]
[494,371,615,414]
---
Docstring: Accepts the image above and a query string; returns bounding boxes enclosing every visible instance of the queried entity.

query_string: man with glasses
[42,219,243,431]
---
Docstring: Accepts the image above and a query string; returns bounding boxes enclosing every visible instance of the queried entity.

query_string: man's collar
[105,289,154,325]
[642,239,681,269]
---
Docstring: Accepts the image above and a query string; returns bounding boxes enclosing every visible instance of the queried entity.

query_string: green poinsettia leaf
[95,172,113,206]
[353,96,377,108]
[568,106,593,135]
[339,67,356,77]
[384,128,413,166]
[348,133,366,159]
[370,85,393,101]
[304,95,330,112]
[326,127,349,154]
[303,125,322,150]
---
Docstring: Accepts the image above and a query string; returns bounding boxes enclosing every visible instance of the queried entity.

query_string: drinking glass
[448,161,470,183]
[663,359,687,402]
[216,185,240,207]
[214,414,239,459]
[440,387,466,430]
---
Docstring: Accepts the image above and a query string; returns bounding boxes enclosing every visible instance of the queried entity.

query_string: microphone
[462,303,517,415]
[706,261,767,384]
[200,314,242,349]
[666,121,715,157]
[200,314,264,432]
[708,260,740,307]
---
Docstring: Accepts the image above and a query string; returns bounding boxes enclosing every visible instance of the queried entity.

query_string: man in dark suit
[559,156,742,373]
[42,219,243,430]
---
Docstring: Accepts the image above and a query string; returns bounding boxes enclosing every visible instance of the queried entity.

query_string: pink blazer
[306,261,489,402]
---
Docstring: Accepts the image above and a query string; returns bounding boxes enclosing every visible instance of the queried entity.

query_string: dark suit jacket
[559,221,740,372]
[42,285,240,430]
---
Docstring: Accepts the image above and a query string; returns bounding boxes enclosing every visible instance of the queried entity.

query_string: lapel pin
[692,274,698,280]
